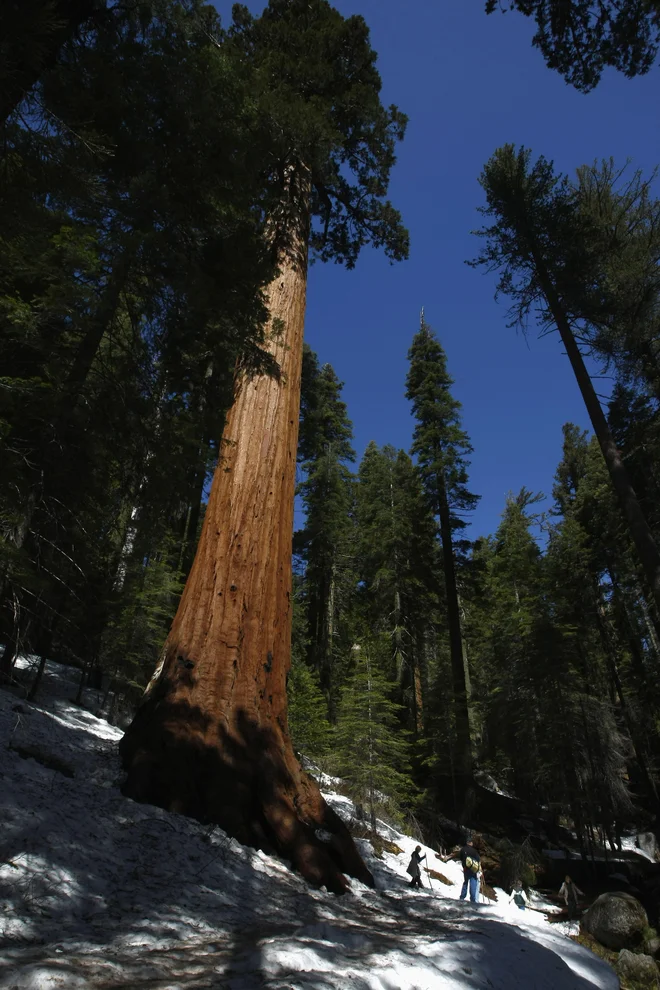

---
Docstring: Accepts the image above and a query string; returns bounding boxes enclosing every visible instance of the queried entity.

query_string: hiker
[407,845,426,889]
[459,833,481,903]
[509,880,528,911]
[558,875,583,920]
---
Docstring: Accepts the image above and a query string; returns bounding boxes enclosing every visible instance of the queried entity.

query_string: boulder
[581,892,648,951]
[645,937,660,960]
[616,949,660,988]
[638,833,660,862]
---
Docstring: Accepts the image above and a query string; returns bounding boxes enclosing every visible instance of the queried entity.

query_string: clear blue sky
[213,0,658,539]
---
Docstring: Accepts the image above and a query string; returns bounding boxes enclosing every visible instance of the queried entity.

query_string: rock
[638,833,660,862]
[645,937,660,959]
[581,892,648,951]
[616,949,660,988]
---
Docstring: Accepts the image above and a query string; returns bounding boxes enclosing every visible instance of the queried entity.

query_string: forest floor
[0,658,623,989]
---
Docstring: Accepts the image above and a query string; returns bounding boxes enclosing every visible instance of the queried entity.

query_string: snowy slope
[0,659,619,989]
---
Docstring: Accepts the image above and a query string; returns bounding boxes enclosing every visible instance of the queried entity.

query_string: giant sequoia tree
[0,0,277,683]
[119,0,408,894]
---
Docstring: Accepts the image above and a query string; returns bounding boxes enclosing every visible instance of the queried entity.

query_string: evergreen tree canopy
[0,0,283,684]
[406,319,480,538]
[485,0,660,91]
[228,0,409,267]
[334,641,413,826]
[405,316,479,782]
[295,346,356,708]
[472,144,660,614]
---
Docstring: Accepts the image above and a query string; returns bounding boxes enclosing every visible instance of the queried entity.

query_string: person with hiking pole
[406,845,426,889]
[458,833,481,903]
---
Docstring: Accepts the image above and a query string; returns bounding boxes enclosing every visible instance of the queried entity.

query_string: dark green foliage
[334,641,413,827]
[473,144,660,615]
[355,442,437,736]
[294,346,356,713]
[1,0,410,708]
[0,0,281,692]
[573,161,660,402]
[406,317,479,779]
[485,1,660,91]
[227,0,409,268]
[287,656,333,762]
[0,0,102,124]
[406,321,480,538]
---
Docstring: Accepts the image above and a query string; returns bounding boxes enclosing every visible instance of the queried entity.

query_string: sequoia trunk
[119,173,373,894]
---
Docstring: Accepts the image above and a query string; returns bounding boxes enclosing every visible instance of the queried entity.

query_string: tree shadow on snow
[0,669,615,989]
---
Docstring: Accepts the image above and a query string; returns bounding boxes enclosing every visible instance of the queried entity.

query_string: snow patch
[0,657,618,989]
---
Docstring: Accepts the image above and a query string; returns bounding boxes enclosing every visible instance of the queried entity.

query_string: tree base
[119,693,374,895]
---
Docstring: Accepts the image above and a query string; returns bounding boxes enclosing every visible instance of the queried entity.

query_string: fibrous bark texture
[119,183,373,895]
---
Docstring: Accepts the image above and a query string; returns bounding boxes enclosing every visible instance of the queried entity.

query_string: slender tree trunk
[436,464,472,778]
[412,650,424,736]
[533,255,660,613]
[118,168,373,894]
[61,256,128,408]
[27,654,47,702]
[0,628,20,678]
[595,600,660,814]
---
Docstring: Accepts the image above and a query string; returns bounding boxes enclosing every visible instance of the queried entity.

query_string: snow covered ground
[0,658,620,989]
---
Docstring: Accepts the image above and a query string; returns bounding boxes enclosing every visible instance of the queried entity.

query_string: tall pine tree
[405,314,479,784]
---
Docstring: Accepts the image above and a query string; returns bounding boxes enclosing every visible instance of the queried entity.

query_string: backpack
[465,855,480,874]
[514,892,525,907]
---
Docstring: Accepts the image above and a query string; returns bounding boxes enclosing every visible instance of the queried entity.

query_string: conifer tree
[0,0,101,125]
[119,0,408,894]
[473,145,660,614]
[485,0,660,91]
[0,0,278,684]
[405,315,479,780]
[334,641,413,832]
[295,346,356,714]
[552,423,660,813]
[478,490,546,796]
[542,514,635,844]
[355,442,437,737]
[287,654,333,761]
[573,161,660,403]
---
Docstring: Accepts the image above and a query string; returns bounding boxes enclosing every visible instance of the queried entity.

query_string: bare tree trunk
[27,654,47,702]
[595,602,660,815]
[436,466,472,778]
[411,632,424,737]
[119,169,373,894]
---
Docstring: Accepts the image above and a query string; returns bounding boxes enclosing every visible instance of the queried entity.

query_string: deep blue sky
[213,0,658,539]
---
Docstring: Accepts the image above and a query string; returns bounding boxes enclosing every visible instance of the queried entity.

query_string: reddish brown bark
[119,176,373,894]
